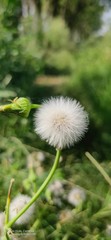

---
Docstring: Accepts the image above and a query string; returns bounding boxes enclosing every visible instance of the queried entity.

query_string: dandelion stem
[6,149,61,228]
[85,152,111,187]
[31,104,41,109]
[0,104,11,112]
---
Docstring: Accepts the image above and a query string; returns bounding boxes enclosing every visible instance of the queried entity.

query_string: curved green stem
[6,149,61,228]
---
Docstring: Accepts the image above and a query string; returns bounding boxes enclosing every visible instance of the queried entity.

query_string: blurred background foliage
[1,0,111,239]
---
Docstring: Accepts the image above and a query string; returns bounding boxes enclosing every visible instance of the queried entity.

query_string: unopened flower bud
[0,97,40,117]
[10,97,32,117]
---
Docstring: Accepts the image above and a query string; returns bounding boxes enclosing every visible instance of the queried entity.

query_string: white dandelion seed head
[106,224,111,236]
[47,180,65,206]
[37,151,45,162]
[9,194,35,225]
[34,97,89,149]
[67,187,86,207]
[59,209,73,223]
[0,212,5,236]
[48,180,64,197]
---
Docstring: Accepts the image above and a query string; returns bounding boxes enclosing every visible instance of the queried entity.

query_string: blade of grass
[85,152,111,187]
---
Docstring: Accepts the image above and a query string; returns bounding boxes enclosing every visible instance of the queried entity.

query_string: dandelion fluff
[34,97,89,149]
[67,187,86,206]
[48,180,64,197]
[0,212,5,236]
[9,194,35,225]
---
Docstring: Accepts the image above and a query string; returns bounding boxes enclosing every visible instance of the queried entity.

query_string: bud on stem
[0,97,41,117]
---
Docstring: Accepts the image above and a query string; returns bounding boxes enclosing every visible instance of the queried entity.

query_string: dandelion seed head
[67,187,86,207]
[59,209,73,223]
[48,180,64,197]
[0,212,5,236]
[48,180,65,206]
[37,151,45,162]
[9,194,35,225]
[34,97,89,149]
[106,224,111,236]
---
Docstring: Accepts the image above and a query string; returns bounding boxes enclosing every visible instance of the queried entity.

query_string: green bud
[10,97,31,117]
[0,97,41,117]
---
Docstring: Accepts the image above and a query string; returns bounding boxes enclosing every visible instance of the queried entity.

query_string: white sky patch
[97,6,111,36]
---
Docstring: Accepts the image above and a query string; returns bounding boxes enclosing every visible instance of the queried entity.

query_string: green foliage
[0,2,43,98]
[63,34,111,158]
[43,17,70,50]
[1,149,111,239]
[47,0,103,39]
[45,49,73,74]
[0,0,111,239]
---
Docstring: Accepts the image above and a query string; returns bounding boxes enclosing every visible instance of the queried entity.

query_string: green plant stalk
[93,207,111,219]
[0,104,11,112]
[5,179,15,224]
[31,104,41,109]
[6,149,61,228]
[2,228,11,240]
[85,152,111,186]
[30,219,40,231]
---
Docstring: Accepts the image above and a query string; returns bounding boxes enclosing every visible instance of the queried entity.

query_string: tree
[47,0,104,39]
